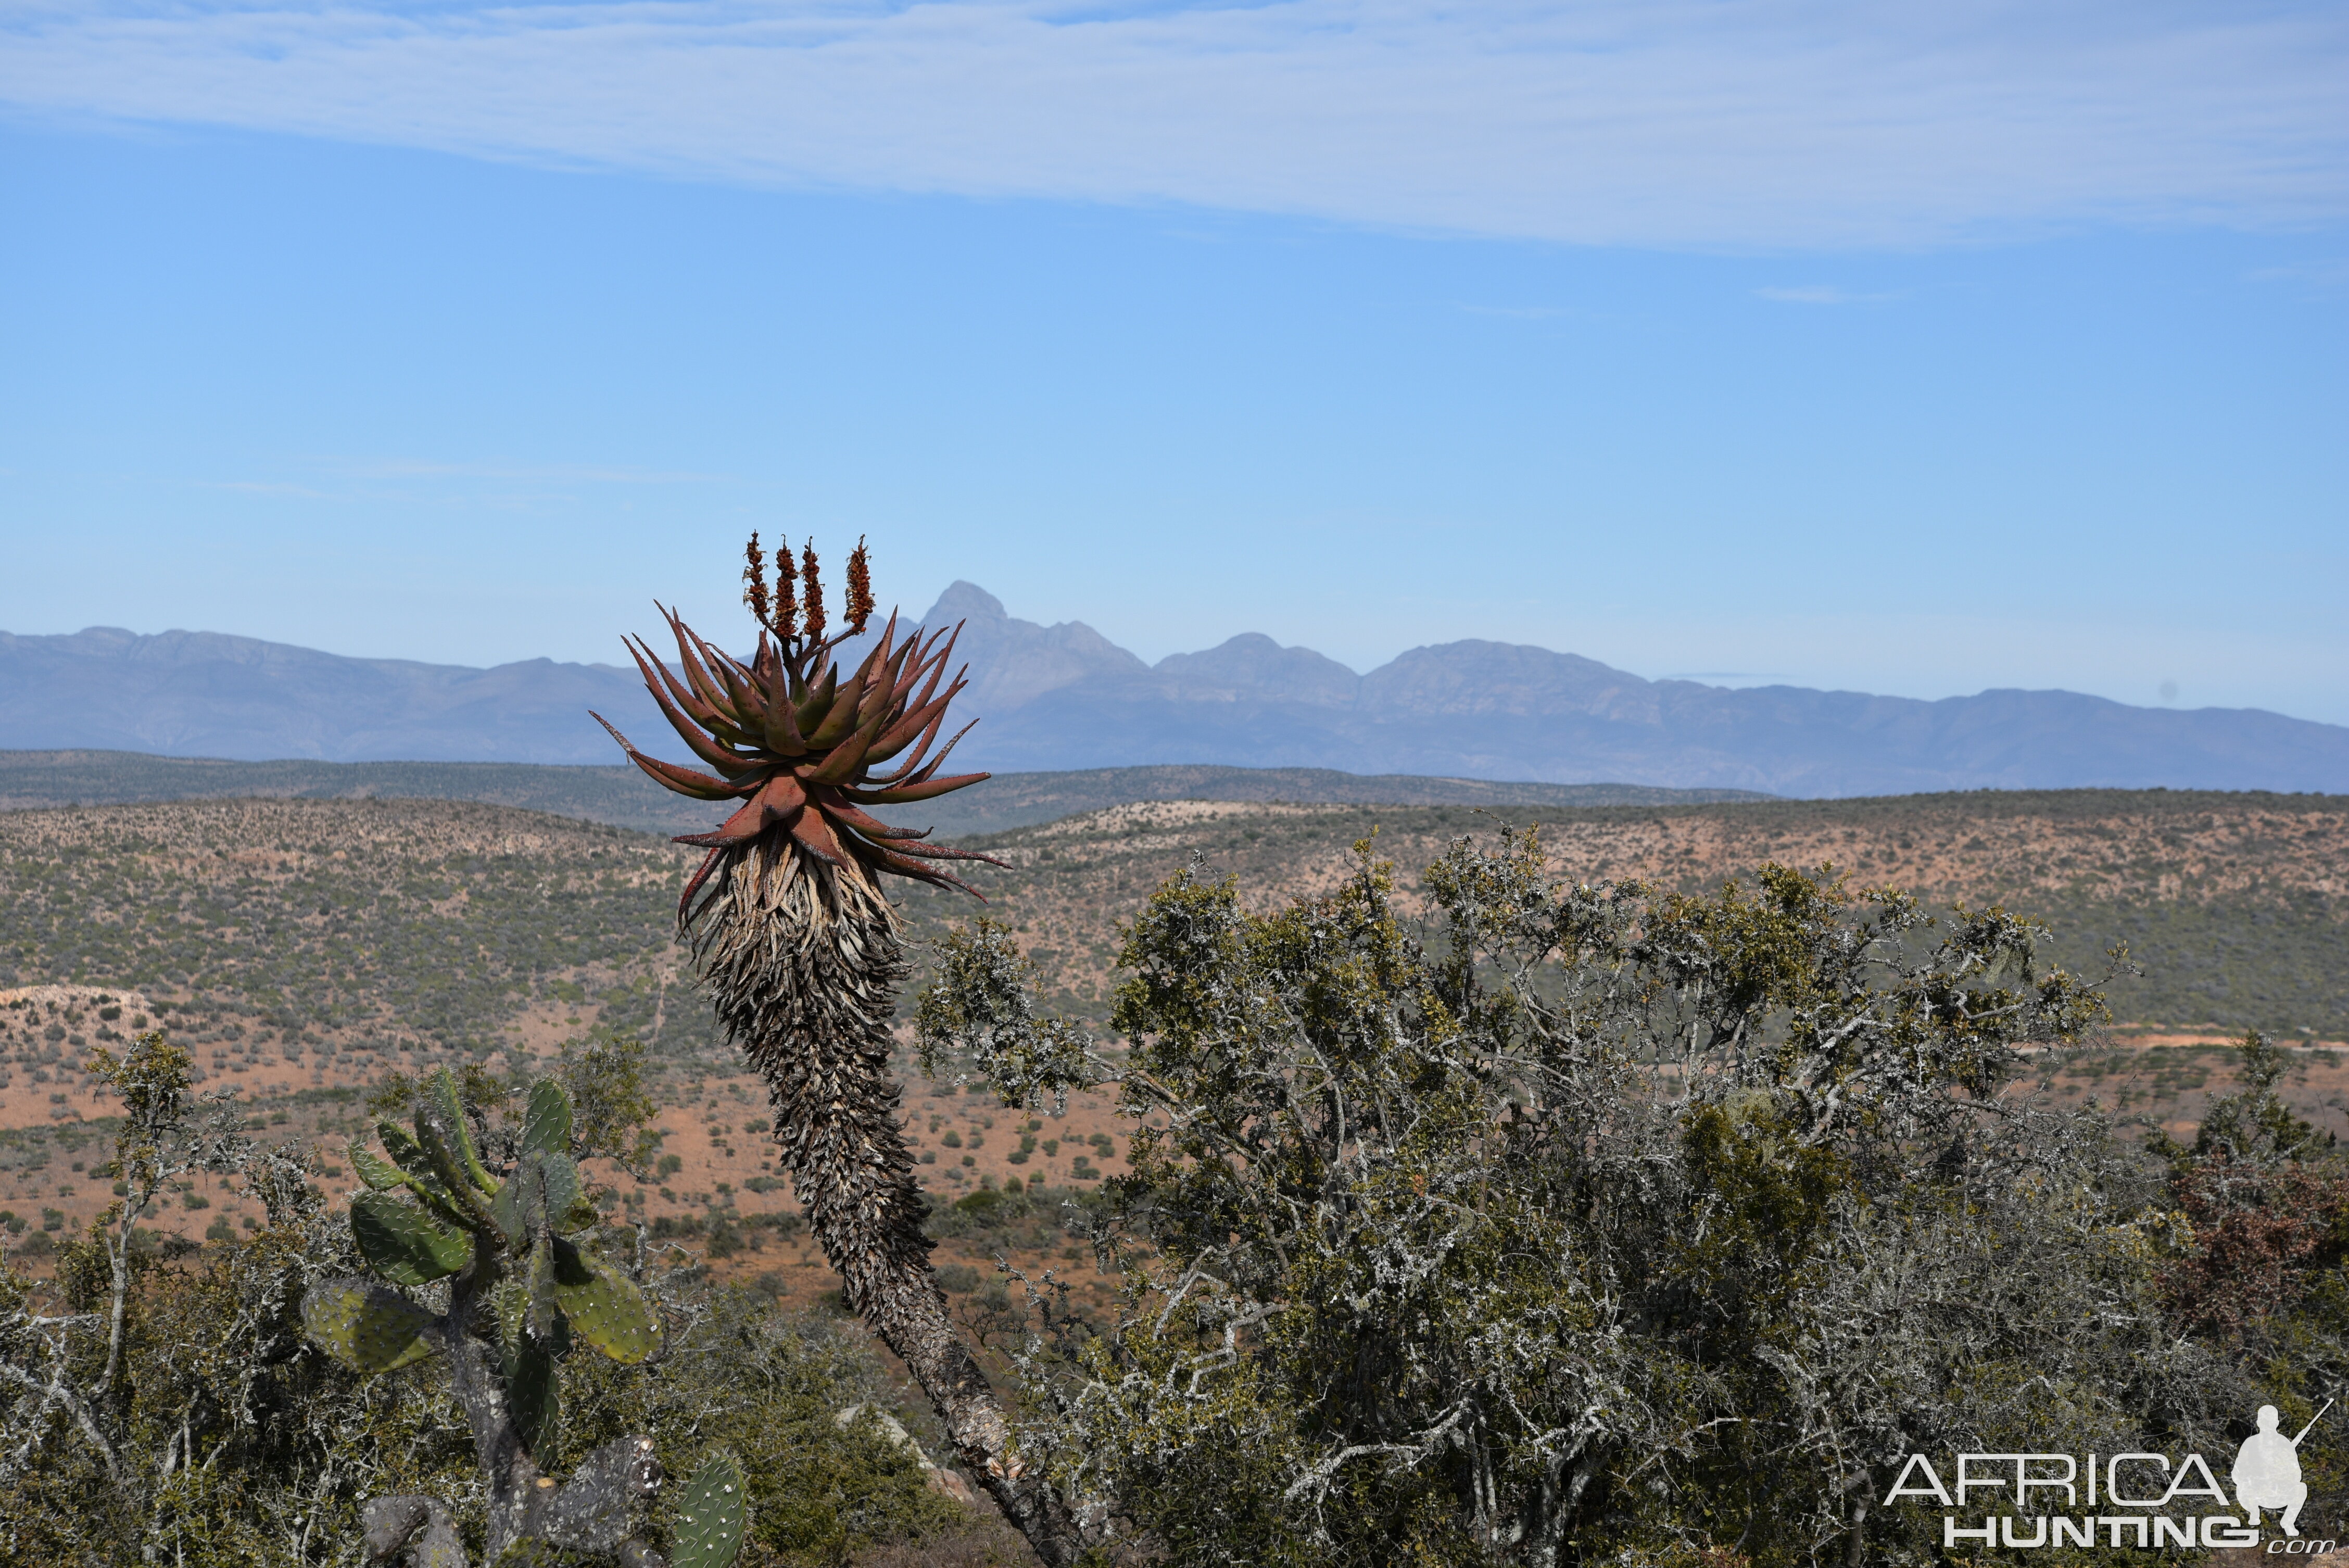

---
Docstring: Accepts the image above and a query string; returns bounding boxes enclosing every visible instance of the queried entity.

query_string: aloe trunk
[690,837,1085,1564]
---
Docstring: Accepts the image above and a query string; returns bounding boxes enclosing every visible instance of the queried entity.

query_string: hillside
[2,788,2343,1294]
[0,749,1765,837]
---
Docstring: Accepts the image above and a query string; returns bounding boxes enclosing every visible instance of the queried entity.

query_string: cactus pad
[670,1451,748,1568]
[504,1337,561,1464]
[302,1278,439,1374]
[492,1152,542,1247]
[521,1078,574,1157]
[349,1146,406,1192]
[551,1238,663,1363]
[350,1191,475,1286]
[421,1067,497,1195]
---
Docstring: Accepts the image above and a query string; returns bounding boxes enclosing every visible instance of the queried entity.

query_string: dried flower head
[773,541,798,639]
[801,541,827,641]
[742,532,771,629]
[845,537,874,635]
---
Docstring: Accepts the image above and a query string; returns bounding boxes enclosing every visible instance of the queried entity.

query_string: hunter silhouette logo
[1884,1401,2335,1551]
[2237,1401,2330,1537]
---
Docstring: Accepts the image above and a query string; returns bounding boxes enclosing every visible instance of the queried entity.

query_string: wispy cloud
[2,1,2343,249]
[1754,285,1901,305]
[338,460,726,484]
[196,479,336,498]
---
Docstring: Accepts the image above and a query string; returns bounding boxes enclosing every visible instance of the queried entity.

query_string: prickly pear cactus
[551,1237,663,1362]
[670,1451,748,1568]
[349,1190,472,1286]
[304,1067,663,1377]
[301,1279,438,1372]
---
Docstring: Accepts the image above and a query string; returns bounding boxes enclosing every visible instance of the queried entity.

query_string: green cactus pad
[521,1078,574,1157]
[527,1232,562,1344]
[415,1107,501,1229]
[538,1150,596,1234]
[504,1337,561,1464]
[551,1237,663,1363]
[376,1120,436,1184]
[670,1451,748,1568]
[492,1152,541,1247]
[350,1191,475,1286]
[349,1145,406,1192]
[301,1278,439,1375]
[422,1067,497,1194]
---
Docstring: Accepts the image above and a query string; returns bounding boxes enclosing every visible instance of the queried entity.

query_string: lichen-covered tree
[595,537,1091,1563]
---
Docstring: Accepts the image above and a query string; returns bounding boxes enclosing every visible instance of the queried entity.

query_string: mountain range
[4,587,2344,796]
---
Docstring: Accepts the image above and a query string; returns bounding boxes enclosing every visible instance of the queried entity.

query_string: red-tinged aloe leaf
[628,644,762,778]
[752,771,808,828]
[805,661,871,750]
[590,714,754,801]
[688,625,764,724]
[676,846,725,926]
[804,711,887,787]
[673,798,766,848]
[661,607,736,712]
[874,839,1007,865]
[703,640,761,720]
[816,793,931,841]
[863,684,960,770]
[788,804,852,867]
[664,608,753,729]
[793,663,840,739]
[626,633,753,749]
[898,624,960,716]
[851,769,990,806]
[889,717,979,789]
[625,632,725,729]
[872,848,985,897]
[760,664,809,757]
[629,623,761,749]
[865,612,911,694]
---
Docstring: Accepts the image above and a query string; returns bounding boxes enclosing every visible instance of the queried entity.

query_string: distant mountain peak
[924,581,1007,622]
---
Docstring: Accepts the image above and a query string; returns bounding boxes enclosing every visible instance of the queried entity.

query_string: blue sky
[2,0,2344,725]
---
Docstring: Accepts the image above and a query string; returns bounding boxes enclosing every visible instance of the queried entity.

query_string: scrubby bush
[921,831,2349,1566]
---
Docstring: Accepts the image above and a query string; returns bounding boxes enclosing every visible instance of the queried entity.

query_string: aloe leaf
[350,1191,474,1287]
[521,1078,574,1157]
[551,1237,663,1364]
[301,1278,439,1375]
[349,1145,406,1192]
[670,1451,748,1568]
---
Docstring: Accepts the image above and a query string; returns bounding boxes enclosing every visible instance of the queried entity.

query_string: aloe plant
[602,540,1093,1564]
[304,1068,742,1568]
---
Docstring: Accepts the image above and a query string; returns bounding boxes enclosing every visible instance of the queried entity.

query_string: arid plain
[2,787,2344,1320]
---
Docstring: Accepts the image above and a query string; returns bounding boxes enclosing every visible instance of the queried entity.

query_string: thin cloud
[341,460,726,484]
[1755,285,1902,305]
[2,1,2343,249]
